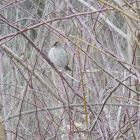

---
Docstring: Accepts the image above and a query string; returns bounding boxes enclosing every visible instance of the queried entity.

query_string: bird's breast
[48,48,68,68]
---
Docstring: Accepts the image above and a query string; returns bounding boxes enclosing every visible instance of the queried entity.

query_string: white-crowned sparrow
[48,41,71,71]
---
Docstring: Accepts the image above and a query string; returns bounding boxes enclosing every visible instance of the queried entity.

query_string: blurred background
[0,0,140,139]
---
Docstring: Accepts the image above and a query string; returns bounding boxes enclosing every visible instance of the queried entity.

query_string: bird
[48,41,71,71]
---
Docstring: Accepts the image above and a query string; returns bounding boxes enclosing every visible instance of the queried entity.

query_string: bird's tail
[65,66,71,71]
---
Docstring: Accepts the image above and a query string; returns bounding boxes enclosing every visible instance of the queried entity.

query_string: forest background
[0,0,140,139]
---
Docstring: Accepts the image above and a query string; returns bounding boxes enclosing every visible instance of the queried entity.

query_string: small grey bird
[48,41,71,71]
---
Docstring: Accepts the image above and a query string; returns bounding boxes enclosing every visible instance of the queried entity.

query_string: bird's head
[53,41,61,47]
